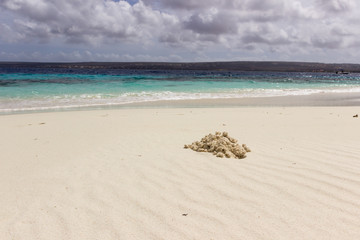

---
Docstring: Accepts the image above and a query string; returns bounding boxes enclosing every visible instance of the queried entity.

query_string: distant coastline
[1,61,360,73]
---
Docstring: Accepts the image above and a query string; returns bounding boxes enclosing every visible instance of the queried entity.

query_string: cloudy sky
[1,0,360,63]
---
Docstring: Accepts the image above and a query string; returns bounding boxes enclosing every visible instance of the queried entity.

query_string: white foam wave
[1,86,360,113]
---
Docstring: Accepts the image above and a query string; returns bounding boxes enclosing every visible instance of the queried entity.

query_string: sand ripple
[1,107,360,239]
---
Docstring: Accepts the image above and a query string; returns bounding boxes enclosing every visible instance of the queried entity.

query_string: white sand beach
[1,106,360,239]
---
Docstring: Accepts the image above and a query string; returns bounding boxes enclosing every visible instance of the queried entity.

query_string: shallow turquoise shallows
[1,69,360,113]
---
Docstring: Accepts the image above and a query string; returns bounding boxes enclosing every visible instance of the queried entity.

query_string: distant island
[1,61,360,73]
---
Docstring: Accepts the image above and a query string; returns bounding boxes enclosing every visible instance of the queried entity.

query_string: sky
[0,0,360,63]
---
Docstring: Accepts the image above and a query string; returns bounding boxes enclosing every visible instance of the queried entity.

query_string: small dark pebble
[182,213,188,216]
[353,114,358,118]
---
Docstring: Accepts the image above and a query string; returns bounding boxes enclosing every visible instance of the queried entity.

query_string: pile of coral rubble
[184,131,251,159]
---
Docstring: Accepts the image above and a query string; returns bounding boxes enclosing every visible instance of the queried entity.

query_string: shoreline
[123,91,360,108]
[1,91,360,115]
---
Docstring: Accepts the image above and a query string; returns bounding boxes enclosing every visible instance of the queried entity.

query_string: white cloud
[1,0,360,62]
[0,0,169,45]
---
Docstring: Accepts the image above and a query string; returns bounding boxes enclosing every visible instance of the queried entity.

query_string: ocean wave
[1,86,360,113]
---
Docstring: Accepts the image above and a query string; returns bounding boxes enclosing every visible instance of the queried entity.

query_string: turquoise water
[1,69,360,112]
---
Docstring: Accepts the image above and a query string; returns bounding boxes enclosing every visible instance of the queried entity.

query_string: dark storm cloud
[244,0,283,11]
[160,0,359,52]
[330,26,353,37]
[143,0,228,10]
[183,11,238,35]
[317,0,355,13]
[241,33,290,45]
[240,24,292,46]
[311,37,343,49]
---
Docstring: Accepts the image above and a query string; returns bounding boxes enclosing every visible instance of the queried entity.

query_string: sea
[1,65,360,114]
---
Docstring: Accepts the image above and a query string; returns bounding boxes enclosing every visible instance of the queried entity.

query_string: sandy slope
[1,107,360,239]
